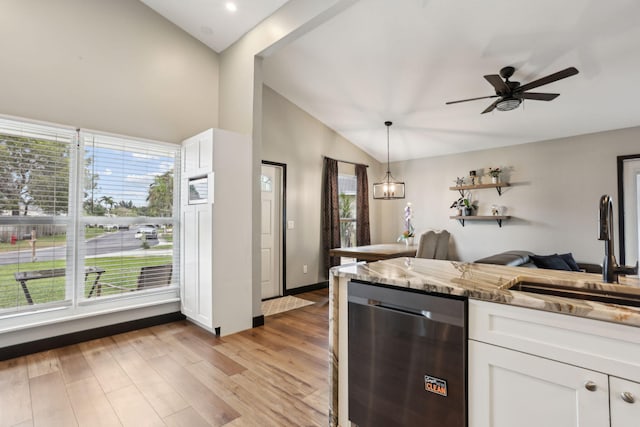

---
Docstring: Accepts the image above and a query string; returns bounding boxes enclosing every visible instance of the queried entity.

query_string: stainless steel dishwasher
[348,280,467,427]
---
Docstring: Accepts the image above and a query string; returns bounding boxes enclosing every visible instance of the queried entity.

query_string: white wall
[0,0,219,143]
[262,85,383,289]
[380,126,640,264]
[218,0,358,315]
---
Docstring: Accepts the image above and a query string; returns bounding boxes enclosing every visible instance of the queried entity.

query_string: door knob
[584,381,597,392]
[621,392,635,404]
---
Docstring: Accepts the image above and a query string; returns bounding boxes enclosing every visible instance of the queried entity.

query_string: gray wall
[262,85,383,289]
[0,0,219,143]
[379,126,640,264]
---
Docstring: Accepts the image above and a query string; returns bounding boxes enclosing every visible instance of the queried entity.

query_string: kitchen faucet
[598,195,638,283]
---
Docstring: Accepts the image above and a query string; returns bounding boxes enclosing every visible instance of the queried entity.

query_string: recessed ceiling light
[226,2,237,12]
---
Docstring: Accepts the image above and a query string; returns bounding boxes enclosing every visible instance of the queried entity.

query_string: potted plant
[488,167,502,184]
[461,198,477,216]
[450,197,463,216]
[397,202,415,245]
[451,192,477,216]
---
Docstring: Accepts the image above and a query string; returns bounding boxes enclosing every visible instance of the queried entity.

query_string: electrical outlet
[303,264,308,274]
[287,220,295,229]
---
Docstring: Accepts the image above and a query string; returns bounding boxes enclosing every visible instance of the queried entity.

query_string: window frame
[0,115,181,329]
[338,173,357,249]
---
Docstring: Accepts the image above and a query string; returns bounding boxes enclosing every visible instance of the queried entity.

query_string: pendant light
[373,121,405,199]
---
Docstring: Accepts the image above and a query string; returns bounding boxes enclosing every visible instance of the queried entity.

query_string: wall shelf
[449,182,510,196]
[449,215,511,227]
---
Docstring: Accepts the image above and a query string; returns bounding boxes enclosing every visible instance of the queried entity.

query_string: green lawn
[151,244,173,250]
[0,227,107,253]
[0,255,172,309]
[85,227,108,239]
[0,234,67,254]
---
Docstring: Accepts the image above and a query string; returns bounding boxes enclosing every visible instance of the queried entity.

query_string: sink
[507,280,640,308]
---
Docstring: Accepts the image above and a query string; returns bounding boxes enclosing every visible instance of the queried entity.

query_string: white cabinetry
[469,340,608,427]
[469,300,640,427]
[610,376,640,427]
[180,128,252,336]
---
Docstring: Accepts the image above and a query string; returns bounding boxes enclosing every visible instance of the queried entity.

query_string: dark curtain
[355,164,371,246]
[323,158,341,272]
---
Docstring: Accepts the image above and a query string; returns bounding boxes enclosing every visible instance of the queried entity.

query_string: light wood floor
[0,289,330,427]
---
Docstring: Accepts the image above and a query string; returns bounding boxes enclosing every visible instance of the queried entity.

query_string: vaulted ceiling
[144,0,640,163]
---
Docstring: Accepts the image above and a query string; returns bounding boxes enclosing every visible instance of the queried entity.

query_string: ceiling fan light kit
[496,97,522,111]
[446,65,579,114]
[373,121,405,200]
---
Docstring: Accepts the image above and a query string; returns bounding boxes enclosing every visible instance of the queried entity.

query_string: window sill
[0,289,180,341]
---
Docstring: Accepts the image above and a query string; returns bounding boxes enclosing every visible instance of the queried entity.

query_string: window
[80,132,179,301]
[0,118,73,312]
[260,174,272,192]
[338,174,357,248]
[0,116,179,318]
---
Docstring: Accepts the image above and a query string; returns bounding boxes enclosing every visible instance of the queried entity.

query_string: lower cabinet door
[610,376,640,427]
[469,340,610,427]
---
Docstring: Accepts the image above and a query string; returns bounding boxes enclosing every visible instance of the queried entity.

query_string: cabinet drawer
[469,300,640,382]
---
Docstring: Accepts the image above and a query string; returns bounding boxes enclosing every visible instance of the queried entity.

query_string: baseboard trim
[284,281,329,296]
[0,311,185,361]
[253,315,265,328]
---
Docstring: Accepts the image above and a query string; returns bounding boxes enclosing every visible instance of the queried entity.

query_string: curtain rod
[323,156,369,168]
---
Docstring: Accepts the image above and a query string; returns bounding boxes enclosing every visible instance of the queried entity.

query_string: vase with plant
[461,198,477,216]
[488,167,502,184]
[450,197,463,216]
[397,202,415,245]
[450,192,477,216]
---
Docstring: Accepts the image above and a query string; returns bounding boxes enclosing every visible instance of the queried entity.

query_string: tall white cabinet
[180,128,252,336]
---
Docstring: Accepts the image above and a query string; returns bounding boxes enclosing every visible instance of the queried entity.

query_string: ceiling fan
[446,66,579,114]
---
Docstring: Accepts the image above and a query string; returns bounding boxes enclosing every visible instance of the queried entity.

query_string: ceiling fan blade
[514,92,560,101]
[481,99,502,114]
[446,95,498,105]
[516,67,579,92]
[484,74,509,94]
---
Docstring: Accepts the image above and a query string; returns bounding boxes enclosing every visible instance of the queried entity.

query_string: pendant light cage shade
[373,121,405,199]
[373,176,405,199]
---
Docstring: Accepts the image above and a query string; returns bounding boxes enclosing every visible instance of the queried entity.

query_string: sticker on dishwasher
[424,375,448,397]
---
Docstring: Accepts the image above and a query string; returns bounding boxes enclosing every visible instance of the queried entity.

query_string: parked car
[135,225,157,239]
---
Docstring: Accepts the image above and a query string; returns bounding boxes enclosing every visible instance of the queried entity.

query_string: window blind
[0,118,75,312]
[0,116,180,315]
[80,131,179,300]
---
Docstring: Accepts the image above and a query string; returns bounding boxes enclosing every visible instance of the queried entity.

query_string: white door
[469,340,609,427]
[261,164,282,299]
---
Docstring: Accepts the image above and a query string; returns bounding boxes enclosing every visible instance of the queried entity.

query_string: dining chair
[416,230,450,260]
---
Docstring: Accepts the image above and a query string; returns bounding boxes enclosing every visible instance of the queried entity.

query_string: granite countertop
[331,258,640,327]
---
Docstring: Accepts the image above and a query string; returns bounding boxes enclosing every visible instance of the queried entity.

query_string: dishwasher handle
[373,301,465,327]
[348,282,465,328]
